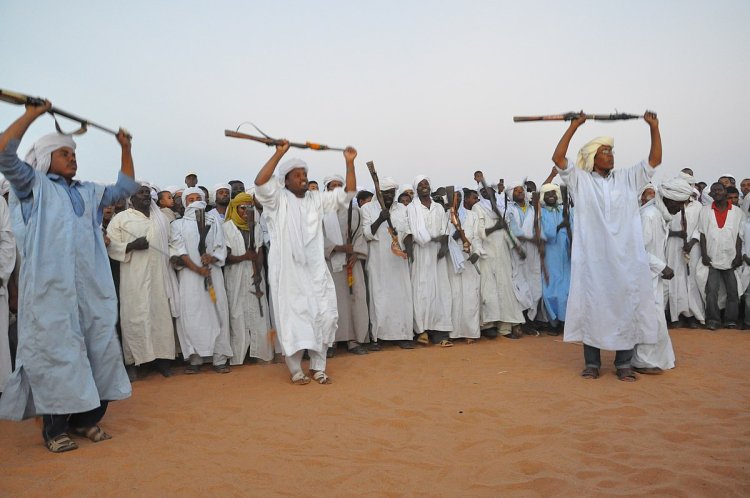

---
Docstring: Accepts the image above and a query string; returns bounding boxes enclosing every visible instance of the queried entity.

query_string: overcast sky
[1,0,748,191]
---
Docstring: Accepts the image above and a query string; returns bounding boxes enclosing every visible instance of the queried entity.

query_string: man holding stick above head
[551,110,662,382]
[0,100,136,452]
[254,140,357,385]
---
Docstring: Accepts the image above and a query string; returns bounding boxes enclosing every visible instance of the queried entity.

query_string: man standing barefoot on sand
[0,100,136,452]
[254,140,357,385]
[551,111,662,382]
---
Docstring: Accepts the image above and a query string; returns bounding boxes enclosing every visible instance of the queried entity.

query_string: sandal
[46,433,78,453]
[184,364,201,375]
[466,338,477,344]
[417,332,429,344]
[616,368,638,382]
[70,425,112,443]
[291,372,311,385]
[581,367,600,379]
[311,370,333,384]
[348,345,368,355]
[632,366,663,375]
[212,364,231,374]
[438,339,453,347]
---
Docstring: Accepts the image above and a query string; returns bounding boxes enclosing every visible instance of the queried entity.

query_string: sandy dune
[1,328,749,497]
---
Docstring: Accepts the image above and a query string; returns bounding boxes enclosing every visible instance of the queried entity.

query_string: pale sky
[1,0,749,191]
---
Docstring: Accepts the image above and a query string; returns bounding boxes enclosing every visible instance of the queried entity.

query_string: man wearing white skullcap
[631,177,691,373]
[405,175,453,346]
[254,140,357,384]
[361,177,415,348]
[208,183,231,221]
[665,173,706,329]
[551,110,662,382]
[0,100,137,452]
[322,176,370,355]
[697,182,744,330]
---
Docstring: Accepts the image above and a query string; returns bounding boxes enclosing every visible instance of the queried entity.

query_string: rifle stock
[365,161,407,259]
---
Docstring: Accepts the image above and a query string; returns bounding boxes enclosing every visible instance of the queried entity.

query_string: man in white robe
[322,175,370,356]
[0,195,15,393]
[551,111,662,382]
[170,187,233,373]
[106,184,179,378]
[447,189,481,341]
[361,178,415,348]
[222,192,273,364]
[665,172,705,327]
[254,141,357,385]
[208,183,231,221]
[632,178,692,373]
[405,175,453,346]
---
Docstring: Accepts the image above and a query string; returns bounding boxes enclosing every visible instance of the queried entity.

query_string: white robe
[665,200,705,323]
[507,202,543,320]
[558,160,658,350]
[471,203,524,326]
[632,201,675,370]
[169,211,233,360]
[447,210,481,339]
[694,203,745,304]
[323,204,369,344]
[0,197,15,392]
[106,208,178,365]
[406,199,452,334]
[361,201,413,341]
[223,220,273,363]
[254,177,348,356]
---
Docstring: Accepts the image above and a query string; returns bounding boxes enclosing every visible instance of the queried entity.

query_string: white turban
[323,174,345,190]
[181,186,205,205]
[211,183,231,203]
[540,183,562,203]
[720,173,735,181]
[576,136,614,172]
[679,171,696,186]
[660,177,694,201]
[164,185,179,196]
[380,176,398,191]
[278,158,308,178]
[507,179,526,191]
[24,133,76,174]
[412,175,430,192]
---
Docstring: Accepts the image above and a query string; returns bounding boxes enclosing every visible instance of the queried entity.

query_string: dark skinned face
[663,197,685,215]
[593,145,615,172]
[285,168,308,198]
[416,179,431,198]
[728,192,740,206]
[398,193,411,206]
[710,182,726,202]
[131,186,152,211]
[230,182,245,197]
[512,186,525,203]
[464,192,479,210]
[382,188,396,208]
[185,175,197,188]
[49,147,77,181]
[543,190,558,206]
[215,188,230,207]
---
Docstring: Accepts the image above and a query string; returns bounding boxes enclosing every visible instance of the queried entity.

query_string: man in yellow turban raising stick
[551,111,661,382]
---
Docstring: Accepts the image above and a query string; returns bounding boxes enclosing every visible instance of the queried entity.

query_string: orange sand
[1,328,749,496]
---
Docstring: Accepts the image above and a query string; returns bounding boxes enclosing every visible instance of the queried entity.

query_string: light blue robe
[0,138,136,420]
[541,205,573,322]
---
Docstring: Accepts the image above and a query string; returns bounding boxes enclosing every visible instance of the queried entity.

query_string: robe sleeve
[105,212,133,263]
[541,210,559,242]
[169,220,187,259]
[0,139,35,200]
[556,159,578,195]
[255,176,282,213]
[407,203,432,246]
[0,198,16,283]
[100,172,139,210]
[352,208,368,259]
[642,214,666,274]
[361,202,379,242]
[465,209,485,256]
[318,187,349,215]
[623,160,656,193]
[208,218,227,266]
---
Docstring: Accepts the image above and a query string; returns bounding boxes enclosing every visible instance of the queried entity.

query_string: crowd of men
[0,104,747,453]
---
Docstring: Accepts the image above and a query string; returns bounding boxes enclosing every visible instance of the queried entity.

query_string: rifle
[446,187,480,275]
[346,202,355,295]
[513,112,649,123]
[365,161,408,259]
[479,178,526,260]
[680,207,690,276]
[532,192,549,284]
[560,185,573,255]
[224,122,345,151]
[195,209,217,304]
[0,88,131,138]
[247,207,264,316]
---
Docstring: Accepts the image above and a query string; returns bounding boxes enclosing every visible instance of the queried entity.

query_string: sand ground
[1,328,749,497]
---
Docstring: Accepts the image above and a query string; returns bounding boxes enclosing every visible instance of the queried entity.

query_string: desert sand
[1,328,749,497]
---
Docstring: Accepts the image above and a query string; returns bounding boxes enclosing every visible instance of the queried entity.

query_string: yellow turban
[225,192,253,231]
[576,136,614,172]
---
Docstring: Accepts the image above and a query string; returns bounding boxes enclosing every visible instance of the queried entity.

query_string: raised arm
[116,129,134,179]
[254,140,291,186]
[343,146,357,192]
[551,112,586,169]
[644,111,661,167]
[0,101,51,154]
